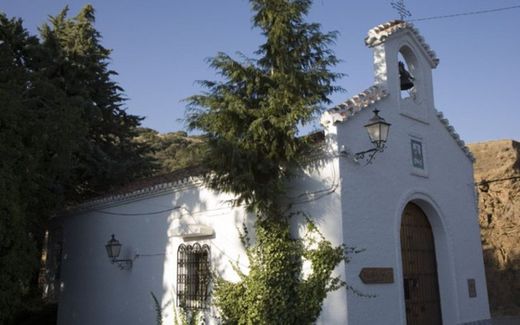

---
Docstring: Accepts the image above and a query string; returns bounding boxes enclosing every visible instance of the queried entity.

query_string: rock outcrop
[468,140,520,316]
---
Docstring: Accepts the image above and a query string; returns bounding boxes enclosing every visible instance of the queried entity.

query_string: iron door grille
[177,243,210,309]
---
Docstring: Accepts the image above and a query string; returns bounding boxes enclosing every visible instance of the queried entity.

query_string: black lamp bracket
[340,143,387,165]
[110,256,134,270]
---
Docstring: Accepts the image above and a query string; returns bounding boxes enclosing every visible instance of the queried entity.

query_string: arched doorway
[401,203,442,325]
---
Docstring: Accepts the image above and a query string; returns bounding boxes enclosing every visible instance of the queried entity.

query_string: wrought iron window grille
[177,243,211,310]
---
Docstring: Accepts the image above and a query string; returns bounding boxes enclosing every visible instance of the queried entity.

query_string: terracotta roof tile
[436,111,475,162]
[365,20,439,68]
[321,85,389,126]
[67,166,207,212]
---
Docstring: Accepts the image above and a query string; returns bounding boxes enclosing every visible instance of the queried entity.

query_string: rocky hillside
[135,128,207,174]
[468,140,520,316]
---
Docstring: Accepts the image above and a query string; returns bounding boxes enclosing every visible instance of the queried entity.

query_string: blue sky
[3,0,520,143]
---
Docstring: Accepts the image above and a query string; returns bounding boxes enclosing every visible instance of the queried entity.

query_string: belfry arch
[398,45,420,100]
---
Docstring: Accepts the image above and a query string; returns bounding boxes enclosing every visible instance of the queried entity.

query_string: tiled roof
[63,132,327,212]
[320,85,389,126]
[66,166,207,212]
[365,20,439,68]
[436,110,475,162]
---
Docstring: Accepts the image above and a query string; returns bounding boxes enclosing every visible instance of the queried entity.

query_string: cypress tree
[187,1,348,323]
[0,13,81,322]
[40,5,154,200]
[0,6,154,321]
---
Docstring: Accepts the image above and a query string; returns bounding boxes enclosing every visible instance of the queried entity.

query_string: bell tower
[365,21,439,122]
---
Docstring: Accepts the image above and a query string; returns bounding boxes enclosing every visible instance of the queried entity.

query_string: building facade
[46,21,490,324]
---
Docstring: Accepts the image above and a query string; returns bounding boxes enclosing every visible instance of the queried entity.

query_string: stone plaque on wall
[468,278,477,298]
[359,267,394,284]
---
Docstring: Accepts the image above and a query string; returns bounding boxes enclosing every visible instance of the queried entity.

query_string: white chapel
[45,21,491,325]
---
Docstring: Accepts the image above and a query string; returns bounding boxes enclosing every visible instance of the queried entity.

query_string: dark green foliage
[0,6,153,322]
[187,0,349,323]
[187,0,342,213]
[39,5,154,200]
[214,219,347,324]
[12,303,57,325]
[150,291,201,325]
[151,292,164,325]
[0,13,77,322]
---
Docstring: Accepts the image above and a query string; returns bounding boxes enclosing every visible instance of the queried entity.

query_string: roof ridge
[436,110,475,162]
[64,166,207,213]
[365,20,439,68]
[67,178,203,213]
[321,85,389,126]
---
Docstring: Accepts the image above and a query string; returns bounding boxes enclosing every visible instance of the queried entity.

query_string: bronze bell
[399,61,414,90]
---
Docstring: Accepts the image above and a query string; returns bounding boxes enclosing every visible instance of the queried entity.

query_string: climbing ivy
[150,291,201,325]
[214,218,355,324]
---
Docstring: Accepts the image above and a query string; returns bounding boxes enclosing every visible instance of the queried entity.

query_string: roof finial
[391,0,412,21]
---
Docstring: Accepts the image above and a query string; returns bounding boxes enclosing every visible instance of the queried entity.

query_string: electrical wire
[209,242,250,269]
[483,175,520,184]
[93,206,182,216]
[475,175,520,186]
[93,156,341,270]
[136,252,166,257]
[93,156,339,216]
[409,5,520,22]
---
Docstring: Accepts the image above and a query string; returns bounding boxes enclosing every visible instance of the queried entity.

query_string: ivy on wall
[214,218,357,324]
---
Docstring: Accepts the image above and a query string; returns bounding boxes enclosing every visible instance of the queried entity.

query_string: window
[177,243,210,309]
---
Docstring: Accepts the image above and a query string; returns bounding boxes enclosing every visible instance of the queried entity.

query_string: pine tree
[187,1,348,323]
[187,0,341,213]
[40,5,154,199]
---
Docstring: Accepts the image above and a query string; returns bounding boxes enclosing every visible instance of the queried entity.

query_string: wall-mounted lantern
[105,234,133,270]
[341,108,391,164]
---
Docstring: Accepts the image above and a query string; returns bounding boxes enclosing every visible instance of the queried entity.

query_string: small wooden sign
[359,267,394,284]
[468,278,477,298]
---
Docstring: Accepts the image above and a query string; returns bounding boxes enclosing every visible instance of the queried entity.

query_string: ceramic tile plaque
[411,139,424,170]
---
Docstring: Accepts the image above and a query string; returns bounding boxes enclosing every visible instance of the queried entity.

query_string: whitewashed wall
[55,183,251,324]
[53,156,348,325]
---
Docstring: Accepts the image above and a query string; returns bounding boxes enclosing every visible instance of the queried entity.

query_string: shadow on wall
[478,176,520,316]
[161,183,252,324]
[469,140,520,317]
[482,248,520,316]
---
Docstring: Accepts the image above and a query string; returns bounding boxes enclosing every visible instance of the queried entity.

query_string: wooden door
[401,203,442,325]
